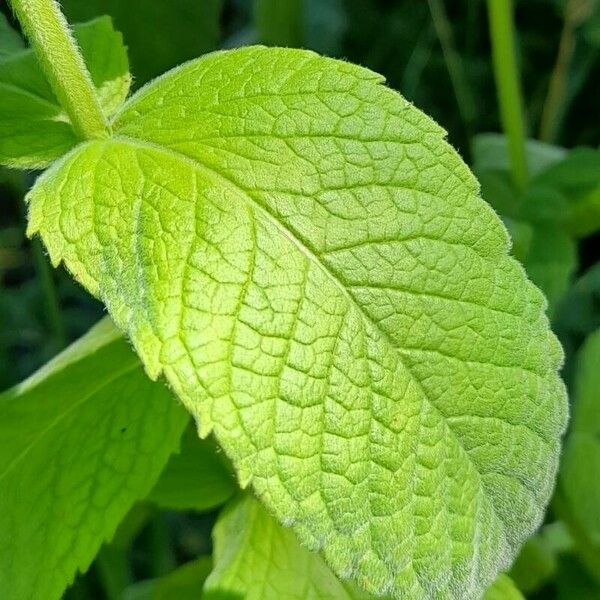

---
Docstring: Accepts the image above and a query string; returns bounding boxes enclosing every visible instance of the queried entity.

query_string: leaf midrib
[111,133,513,543]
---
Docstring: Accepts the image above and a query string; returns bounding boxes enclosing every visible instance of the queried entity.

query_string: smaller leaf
[555,262,600,338]
[523,225,577,316]
[0,318,188,600]
[204,494,373,599]
[60,0,223,84]
[534,148,600,238]
[147,423,236,512]
[122,557,213,600]
[0,16,130,169]
[482,574,524,600]
[472,133,567,178]
[509,535,557,594]
[560,329,600,544]
[0,14,24,59]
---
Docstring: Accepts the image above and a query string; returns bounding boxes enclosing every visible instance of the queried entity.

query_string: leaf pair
[0,16,129,168]
[21,43,568,599]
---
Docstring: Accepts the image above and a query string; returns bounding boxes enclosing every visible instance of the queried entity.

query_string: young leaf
[204,494,372,599]
[147,423,236,512]
[0,318,188,600]
[60,0,223,84]
[560,329,600,545]
[27,46,567,598]
[0,16,129,169]
[482,574,524,600]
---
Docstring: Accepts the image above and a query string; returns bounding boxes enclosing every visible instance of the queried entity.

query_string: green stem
[487,0,529,190]
[8,0,108,140]
[18,188,66,351]
[427,0,476,139]
[32,238,66,350]
[539,0,592,142]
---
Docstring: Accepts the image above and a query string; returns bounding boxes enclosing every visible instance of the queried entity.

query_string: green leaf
[26,46,567,598]
[60,0,223,85]
[556,555,600,600]
[122,557,213,600]
[482,574,524,600]
[0,16,130,169]
[204,494,372,599]
[0,14,24,59]
[523,225,577,316]
[560,329,600,545]
[472,134,567,179]
[509,535,557,594]
[0,318,188,600]
[555,262,600,338]
[147,423,236,512]
[532,148,600,238]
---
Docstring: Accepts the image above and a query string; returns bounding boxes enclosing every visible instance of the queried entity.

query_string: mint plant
[0,1,568,598]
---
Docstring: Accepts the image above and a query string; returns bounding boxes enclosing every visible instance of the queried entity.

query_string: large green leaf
[204,494,371,599]
[61,0,222,84]
[560,329,600,544]
[27,46,567,598]
[0,318,188,600]
[0,16,129,169]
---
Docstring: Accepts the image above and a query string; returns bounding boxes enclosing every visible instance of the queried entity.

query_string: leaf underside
[27,46,567,598]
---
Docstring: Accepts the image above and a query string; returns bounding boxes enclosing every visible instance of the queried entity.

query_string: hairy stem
[8,0,108,140]
[487,0,529,190]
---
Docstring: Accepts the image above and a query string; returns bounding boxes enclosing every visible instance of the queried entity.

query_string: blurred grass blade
[487,0,529,190]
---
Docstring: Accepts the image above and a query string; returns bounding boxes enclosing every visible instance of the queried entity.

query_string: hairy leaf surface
[27,46,567,598]
[0,318,188,600]
[0,16,129,168]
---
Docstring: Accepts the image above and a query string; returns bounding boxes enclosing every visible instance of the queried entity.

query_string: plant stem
[487,0,529,190]
[8,0,108,140]
[427,0,476,139]
[32,239,66,350]
[18,184,66,351]
[539,0,592,142]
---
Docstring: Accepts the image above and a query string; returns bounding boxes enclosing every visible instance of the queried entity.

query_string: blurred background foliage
[1,0,600,598]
